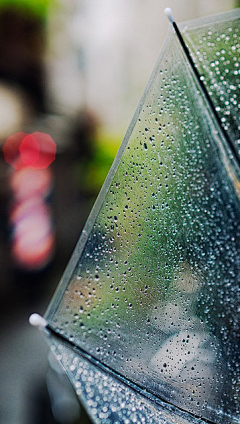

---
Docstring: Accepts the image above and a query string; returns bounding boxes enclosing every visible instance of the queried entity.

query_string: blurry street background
[0,1,239,423]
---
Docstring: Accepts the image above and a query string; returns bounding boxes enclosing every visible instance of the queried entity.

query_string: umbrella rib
[166,10,240,167]
[46,323,216,424]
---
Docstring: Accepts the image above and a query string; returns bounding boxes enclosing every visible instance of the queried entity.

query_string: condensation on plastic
[49,336,206,424]
[45,9,240,424]
[183,8,240,152]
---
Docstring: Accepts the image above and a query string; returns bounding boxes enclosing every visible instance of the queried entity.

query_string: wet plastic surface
[45,9,240,424]
[49,336,206,424]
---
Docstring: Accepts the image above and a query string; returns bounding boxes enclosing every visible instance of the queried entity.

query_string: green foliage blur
[0,0,52,18]
[74,132,121,195]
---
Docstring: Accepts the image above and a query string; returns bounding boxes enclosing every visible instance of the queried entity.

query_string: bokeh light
[4,131,56,270]
[10,167,52,201]
[3,131,56,169]
[11,198,54,270]
[19,134,40,167]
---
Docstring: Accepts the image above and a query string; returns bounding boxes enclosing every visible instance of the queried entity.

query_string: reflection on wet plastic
[45,9,240,424]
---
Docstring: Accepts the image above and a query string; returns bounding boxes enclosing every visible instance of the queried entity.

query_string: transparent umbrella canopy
[32,8,240,424]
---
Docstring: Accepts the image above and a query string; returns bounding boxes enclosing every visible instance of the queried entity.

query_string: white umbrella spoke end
[29,313,48,331]
[164,7,175,24]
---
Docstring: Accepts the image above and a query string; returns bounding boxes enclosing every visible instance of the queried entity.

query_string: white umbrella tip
[164,7,175,24]
[29,313,48,330]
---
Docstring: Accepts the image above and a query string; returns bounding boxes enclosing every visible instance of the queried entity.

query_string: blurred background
[0,1,239,423]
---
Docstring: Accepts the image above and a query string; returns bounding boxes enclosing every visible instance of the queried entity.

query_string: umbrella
[31,7,240,423]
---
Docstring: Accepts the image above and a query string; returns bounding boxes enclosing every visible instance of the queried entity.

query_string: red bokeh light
[3,131,56,169]
[19,134,40,167]
[3,132,28,170]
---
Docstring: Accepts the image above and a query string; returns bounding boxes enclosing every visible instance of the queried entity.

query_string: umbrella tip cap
[29,313,48,331]
[164,7,174,24]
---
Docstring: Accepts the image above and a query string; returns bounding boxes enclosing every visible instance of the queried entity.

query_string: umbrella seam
[172,19,240,169]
